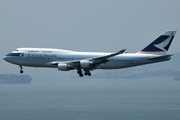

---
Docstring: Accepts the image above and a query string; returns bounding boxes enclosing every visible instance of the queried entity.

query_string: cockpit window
[6,53,23,56]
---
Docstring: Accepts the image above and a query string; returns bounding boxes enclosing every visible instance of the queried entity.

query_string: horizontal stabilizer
[146,54,173,60]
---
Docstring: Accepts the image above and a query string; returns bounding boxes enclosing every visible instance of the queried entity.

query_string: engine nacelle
[80,60,94,68]
[58,64,74,71]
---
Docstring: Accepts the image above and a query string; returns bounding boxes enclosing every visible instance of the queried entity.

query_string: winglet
[106,49,126,57]
[116,49,126,55]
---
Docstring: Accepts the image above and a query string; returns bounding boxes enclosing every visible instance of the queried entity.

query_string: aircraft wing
[71,49,126,63]
[92,49,126,60]
[51,49,126,69]
[87,49,126,68]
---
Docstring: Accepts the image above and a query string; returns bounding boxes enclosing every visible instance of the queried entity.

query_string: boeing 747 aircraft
[3,31,176,77]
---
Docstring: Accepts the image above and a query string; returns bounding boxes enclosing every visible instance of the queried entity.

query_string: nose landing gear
[19,65,23,74]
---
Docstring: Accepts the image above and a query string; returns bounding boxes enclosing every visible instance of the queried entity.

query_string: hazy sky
[1,0,180,76]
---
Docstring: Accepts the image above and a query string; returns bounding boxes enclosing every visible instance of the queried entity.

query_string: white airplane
[3,31,176,77]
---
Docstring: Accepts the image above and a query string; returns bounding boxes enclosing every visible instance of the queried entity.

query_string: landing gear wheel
[20,70,23,74]
[88,73,91,76]
[79,74,83,77]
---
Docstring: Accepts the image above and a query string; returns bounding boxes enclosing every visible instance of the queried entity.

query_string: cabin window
[28,51,38,52]
[58,58,65,60]
[42,51,52,53]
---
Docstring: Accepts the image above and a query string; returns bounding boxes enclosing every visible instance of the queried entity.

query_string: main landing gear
[77,68,91,77]
[77,69,83,77]
[19,65,23,74]
[84,69,91,76]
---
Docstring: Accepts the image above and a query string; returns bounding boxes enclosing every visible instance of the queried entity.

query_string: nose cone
[3,56,7,61]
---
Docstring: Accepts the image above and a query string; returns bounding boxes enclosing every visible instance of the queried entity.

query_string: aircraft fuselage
[3,48,169,69]
[3,30,176,77]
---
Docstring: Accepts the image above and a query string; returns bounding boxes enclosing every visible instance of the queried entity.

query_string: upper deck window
[42,51,52,53]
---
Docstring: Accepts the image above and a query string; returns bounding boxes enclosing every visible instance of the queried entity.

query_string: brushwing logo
[154,35,172,51]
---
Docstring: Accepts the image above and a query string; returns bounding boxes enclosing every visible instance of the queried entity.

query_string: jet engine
[58,64,74,71]
[80,60,95,68]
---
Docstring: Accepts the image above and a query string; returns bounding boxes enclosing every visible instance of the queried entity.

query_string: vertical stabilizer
[138,31,176,55]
